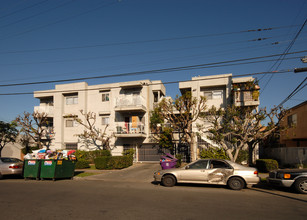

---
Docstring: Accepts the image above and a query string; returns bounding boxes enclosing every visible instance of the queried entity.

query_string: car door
[179,160,209,183]
[207,160,234,184]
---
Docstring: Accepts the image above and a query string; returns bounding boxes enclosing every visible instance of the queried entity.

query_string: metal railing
[115,122,145,134]
[115,95,145,108]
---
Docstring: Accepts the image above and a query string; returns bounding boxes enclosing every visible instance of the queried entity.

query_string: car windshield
[0,158,22,163]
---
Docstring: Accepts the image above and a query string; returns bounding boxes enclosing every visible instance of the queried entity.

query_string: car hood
[273,169,307,173]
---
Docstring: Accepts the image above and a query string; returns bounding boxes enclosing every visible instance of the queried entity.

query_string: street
[0,163,306,220]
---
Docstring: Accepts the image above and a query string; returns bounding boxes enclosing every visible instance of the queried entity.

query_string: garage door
[138,145,169,161]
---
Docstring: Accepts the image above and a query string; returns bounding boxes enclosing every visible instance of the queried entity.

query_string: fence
[264,147,307,165]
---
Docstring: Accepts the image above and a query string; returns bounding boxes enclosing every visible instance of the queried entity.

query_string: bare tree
[151,92,207,161]
[72,110,112,151]
[200,105,286,163]
[15,111,50,149]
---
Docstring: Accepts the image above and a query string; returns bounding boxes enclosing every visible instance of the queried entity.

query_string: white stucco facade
[34,80,165,161]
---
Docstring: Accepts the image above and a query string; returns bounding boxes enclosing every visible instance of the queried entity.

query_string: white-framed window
[66,96,78,105]
[203,90,223,100]
[102,117,110,125]
[102,93,110,102]
[65,119,78,127]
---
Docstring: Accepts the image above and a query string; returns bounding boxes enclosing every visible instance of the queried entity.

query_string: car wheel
[161,175,176,187]
[294,178,307,194]
[228,177,245,190]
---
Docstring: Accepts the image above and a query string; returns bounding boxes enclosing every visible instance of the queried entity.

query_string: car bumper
[267,178,294,187]
[153,173,163,182]
[243,176,261,185]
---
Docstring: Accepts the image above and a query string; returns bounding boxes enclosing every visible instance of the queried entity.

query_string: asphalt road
[0,163,306,220]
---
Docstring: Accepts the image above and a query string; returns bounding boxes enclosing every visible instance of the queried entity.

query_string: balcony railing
[233,90,259,106]
[115,96,146,111]
[114,122,146,136]
[34,105,54,116]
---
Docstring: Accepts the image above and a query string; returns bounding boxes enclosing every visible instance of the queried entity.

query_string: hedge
[256,159,279,172]
[75,159,90,169]
[94,155,133,170]
[94,156,111,170]
[75,150,111,163]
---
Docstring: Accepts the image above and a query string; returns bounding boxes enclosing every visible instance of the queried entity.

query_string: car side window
[210,160,231,169]
[188,160,208,169]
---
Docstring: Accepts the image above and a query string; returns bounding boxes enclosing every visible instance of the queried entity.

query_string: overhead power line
[0,25,298,54]
[0,0,119,41]
[261,18,307,92]
[276,77,307,108]
[0,0,74,29]
[0,69,292,96]
[0,50,305,88]
[0,0,48,19]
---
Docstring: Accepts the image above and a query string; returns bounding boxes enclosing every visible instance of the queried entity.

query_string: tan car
[154,159,260,190]
[0,157,23,179]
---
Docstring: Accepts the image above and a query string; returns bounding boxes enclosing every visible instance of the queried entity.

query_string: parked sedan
[267,169,307,194]
[0,157,23,179]
[154,159,260,190]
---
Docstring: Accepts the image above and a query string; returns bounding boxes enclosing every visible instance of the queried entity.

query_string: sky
[0,0,306,122]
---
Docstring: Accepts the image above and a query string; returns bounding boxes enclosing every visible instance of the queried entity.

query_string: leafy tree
[200,105,286,163]
[0,121,18,157]
[15,111,51,149]
[150,92,206,161]
[72,110,112,151]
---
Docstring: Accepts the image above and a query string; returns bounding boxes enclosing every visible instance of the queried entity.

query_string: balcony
[233,90,260,106]
[34,105,54,117]
[114,96,146,112]
[114,122,146,138]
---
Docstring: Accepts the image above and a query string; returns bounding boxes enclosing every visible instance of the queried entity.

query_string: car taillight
[254,171,258,175]
[9,165,21,169]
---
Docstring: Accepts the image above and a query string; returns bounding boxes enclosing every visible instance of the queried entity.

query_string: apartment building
[34,80,165,161]
[280,101,307,148]
[179,74,260,160]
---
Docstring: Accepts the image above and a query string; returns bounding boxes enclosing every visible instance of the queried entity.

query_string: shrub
[75,159,90,169]
[236,150,249,164]
[76,150,111,163]
[199,147,230,160]
[256,159,278,172]
[94,156,111,170]
[175,154,182,168]
[94,155,133,170]
[109,156,133,169]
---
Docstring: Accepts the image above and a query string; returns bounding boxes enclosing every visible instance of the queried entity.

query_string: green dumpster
[40,159,76,181]
[23,159,42,180]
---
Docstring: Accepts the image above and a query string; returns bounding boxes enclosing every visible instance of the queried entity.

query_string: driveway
[75,162,161,182]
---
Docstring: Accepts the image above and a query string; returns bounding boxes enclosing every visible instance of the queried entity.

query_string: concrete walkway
[75,162,161,182]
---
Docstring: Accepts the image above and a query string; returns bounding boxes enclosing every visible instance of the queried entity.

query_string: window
[66,96,78,105]
[203,90,223,100]
[66,119,77,127]
[189,160,208,169]
[287,114,297,127]
[210,160,231,169]
[101,117,110,125]
[102,93,110,102]
[65,143,78,150]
